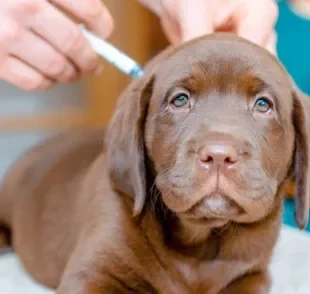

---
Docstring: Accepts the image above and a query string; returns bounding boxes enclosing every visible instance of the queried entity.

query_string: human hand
[141,0,278,54]
[0,0,114,91]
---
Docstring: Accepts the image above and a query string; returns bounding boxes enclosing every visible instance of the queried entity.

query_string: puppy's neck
[143,198,221,259]
[171,217,213,248]
[168,217,220,259]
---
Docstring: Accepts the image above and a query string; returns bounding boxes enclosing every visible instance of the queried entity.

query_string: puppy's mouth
[180,192,244,223]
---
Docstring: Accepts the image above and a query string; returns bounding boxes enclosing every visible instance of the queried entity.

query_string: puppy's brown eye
[171,93,189,108]
[253,97,272,113]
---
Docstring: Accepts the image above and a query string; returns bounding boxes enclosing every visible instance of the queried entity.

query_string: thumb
[178,0,215,42]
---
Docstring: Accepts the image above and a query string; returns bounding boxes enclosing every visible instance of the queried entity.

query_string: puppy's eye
[171,93,190,108]
[253,97,272,113]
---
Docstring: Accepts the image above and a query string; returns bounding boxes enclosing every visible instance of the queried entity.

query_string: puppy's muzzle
[198,144,239,172]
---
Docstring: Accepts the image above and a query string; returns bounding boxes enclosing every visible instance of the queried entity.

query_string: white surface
[0,249,53,294]
[0,225,309,293]
[270,225,310,294]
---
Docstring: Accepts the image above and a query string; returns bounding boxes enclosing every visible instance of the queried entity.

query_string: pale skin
[0,0,278,91]
[289,0,310,17]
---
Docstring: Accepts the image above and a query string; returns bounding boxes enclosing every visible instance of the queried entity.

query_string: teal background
[276,0,310,231]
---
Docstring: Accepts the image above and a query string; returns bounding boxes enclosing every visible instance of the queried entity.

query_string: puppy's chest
[171,255,245,293]
[167,238,251,293]
[172,255,221,292]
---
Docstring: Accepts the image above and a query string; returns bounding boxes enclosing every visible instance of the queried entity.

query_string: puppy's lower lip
[206,192,243,211]
[184,217,229,227]
[185,216,218,222]
[184,191,244,220]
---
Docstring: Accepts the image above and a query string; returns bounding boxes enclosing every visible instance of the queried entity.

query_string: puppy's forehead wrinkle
[157,62,282,102]
[170,36,280,70]
[154,38,291,96]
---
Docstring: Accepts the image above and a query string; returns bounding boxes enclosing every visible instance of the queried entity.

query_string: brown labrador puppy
[0,33,309,294]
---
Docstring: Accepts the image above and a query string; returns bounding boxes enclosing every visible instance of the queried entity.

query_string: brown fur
[0,34,310,294]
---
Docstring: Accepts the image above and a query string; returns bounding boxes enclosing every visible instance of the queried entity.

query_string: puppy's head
[106,34,310,230]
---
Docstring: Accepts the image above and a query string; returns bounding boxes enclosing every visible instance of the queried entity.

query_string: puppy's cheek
[220,168,278,222]
[233,186,278,223]
[155,171,194,212]
[157,153,199,191]
[236,162,272,193]
[157,184,187,212]
[235,197,275,223]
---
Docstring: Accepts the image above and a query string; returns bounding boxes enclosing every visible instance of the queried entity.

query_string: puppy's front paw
[219,273,270,294]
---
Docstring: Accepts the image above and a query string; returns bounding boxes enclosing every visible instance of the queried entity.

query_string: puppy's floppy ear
[106,73,155,216]
[292,87,310,229]
[106,45,176,216]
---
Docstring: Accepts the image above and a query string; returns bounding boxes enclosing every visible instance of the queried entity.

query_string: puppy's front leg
[56,259,145,294]
[219,272,270,294]
[57,274,138,294]
[56,237,155,294]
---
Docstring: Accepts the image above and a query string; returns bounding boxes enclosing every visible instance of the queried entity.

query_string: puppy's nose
[199,145,239,170]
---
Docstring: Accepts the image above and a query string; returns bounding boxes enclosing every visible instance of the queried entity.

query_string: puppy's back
[0,128,105,227]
